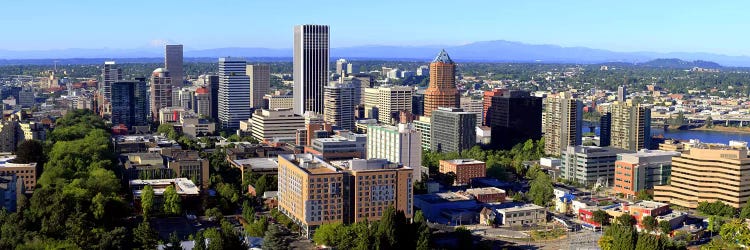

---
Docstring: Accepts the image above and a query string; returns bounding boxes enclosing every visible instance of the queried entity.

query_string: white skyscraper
[165,44,184,86]
[367,123,423,181]
[293,24,329,115]
[218,57,251,129]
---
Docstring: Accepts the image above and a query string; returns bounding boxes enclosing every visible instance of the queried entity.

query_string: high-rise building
[350,73,373,105]
[483,89,543,149]
[165,44,184,86]
[100,61,122,109]
[323,82,356,131]
[430,107,476,153]
[460,96,484,127]
[599,113,612,146]
[412,91,425,116]
[416,65,429,76]
[111,78,148,128]
[364,86,413,125]
[248,64,270,108]
[560,145,633,186]
[543,93,582,156]
[197,75,220,120]
[193,86,211,118]
[277,154,413,238]
[423,50,458,117]
[247,108,305,143]
[654,143,750,208]
[150,68,172,122]
[607,101,651,151]
[335,58,349,76]
[367,123,423,181]
[265,94,294,110]
[218,57,251,129]
[617,85,627,102]
[293,24,329,115]
[18,89,34,108]
[414,116,431,150]
[614,150,679,198]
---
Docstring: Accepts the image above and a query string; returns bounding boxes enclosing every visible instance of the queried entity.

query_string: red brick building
[439,159,486,186]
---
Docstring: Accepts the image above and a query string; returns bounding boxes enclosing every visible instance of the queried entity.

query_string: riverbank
[690,125,750,134]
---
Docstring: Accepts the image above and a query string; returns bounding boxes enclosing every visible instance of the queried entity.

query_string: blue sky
[2,0,749,55]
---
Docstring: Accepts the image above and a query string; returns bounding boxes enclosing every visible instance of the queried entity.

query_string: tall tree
[141,185,155,219]
[377,206,398,249]
[13,139,45,164]
[163,185,181,215]
[616,214,636,227]
[740,201,750,219]
[641,216,657,232]
[263,224,288,250]
[133,221,158,250]
[592,210,611,226]
[165,231,183,250]
[659,220,672,235]
[528,172,554,206]
[192,231,207,250]
[635,233,658,250]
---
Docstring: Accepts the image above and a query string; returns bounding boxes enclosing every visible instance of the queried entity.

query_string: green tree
[635,233,658,250]
[163,185,181,215]
[165,231,183,250]
[641,216,657,232]
[635,190,652,201]
[720,219,750,246]
[263,224,288,250]
[610,225,636,250]
[740,201,750,219]
[528,172,554,206]
[255,174,269,198]
[592,210,611,226]
[245,217,269,237]
[141,185,155,219]
[193,231,207,250]
[205,207,222,221]
[91,192,107,220]
[313,222,343,247]
[616,214,636,227]
[377,206,398,249]
[242,200,255,222]
[705,115,714,128]
[13,139,45,164]
[659,220,672,235]
[133,221,158,250]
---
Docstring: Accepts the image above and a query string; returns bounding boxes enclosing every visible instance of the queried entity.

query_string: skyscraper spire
[424,49,458,117]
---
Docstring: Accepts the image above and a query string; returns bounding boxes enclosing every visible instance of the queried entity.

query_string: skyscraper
[165,44,184,86]
[543,93,583,156]
[100,61,122,107]
[363,86,413,125]
[247,64,270,109]
[599,113,612,146]
[194,86,211,118]
[424,50,458,117]
[218,57,251,129]
[430,107,476,153]
[335,58,349,76]
[483,89,543,149]
[111,78,148,128]
[293,24,329,115]
[460,96,484,127]
[367,123,423,181]
[617,85,627,102]
[198,75,220,120]
[608,101,651,151]
[323,82,356,131]
[150,68,172,122]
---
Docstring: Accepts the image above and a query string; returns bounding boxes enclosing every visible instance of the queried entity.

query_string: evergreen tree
[740,201,750,219]
[192,231,207,250]
[263,224,288,250]
[377,206,398,249]
[133,221,158,250]
[641,216,657,232]
[635,233,658,250]
[659,220,672,235]
[528,172,554,206]
[165,231,183,250]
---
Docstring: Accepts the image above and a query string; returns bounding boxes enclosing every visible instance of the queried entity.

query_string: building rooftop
[464,187,506,196]
[232,157,279,170]
[130,178,200,196]
[496,203,544,213]
[280,154,338,174]
[432,49,454,64]
[415,192,473,204]
[0,155,37,168]
[629,200,669,210]
[443,159,485,165]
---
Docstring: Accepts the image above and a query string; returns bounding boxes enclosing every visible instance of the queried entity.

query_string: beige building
[364,86,413,125]
[607,101,651,151]
[654,143,750,208]
[414,116,431,150]
[277,154,344,238]
[0,154,37,193]
[543,93,582,156]
[158,107,216,137]
[246,108,305,143]
[459,96,484,126]
[248,64,271,108]
[264,94,294,110]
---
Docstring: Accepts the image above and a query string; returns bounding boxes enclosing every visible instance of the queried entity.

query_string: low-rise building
[495,203,546,227]
[560,146,634,186]
[0,155,37,193]
[439,159,486,186]
[305,131,366,160]
[245,108,305,143]
[414,192,478,225]
[463,187,506,203]
[228,157,279,183]
[130,178,201,212]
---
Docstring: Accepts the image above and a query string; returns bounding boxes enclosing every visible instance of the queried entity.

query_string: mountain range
[1,40,750,67]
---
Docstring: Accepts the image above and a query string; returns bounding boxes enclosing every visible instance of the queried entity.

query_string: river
[586,126,750,144]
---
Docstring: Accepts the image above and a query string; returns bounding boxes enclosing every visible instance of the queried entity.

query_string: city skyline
[1,1,750,57]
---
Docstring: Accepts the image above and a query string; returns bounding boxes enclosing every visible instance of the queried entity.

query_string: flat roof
[496,203,544,213]
[465,187,506,195]
[630,200,669,210]
[232,157,279,170]
[443,159,485,165]
[0,155,37,168]
[130,178,200,196]
[416,192,473,204]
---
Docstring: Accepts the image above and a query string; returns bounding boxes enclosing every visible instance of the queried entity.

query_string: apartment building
[439,159,486,186]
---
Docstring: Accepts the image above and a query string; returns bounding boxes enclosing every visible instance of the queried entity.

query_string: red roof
[195,87,209,94]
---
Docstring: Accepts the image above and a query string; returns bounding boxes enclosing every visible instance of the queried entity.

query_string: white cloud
[149,39,170,47]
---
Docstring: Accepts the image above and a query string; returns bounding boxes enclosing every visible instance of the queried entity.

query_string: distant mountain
[636,58,722,69]
[2,40,750,67]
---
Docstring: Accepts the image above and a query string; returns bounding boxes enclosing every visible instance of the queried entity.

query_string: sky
[2,0,749,56]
